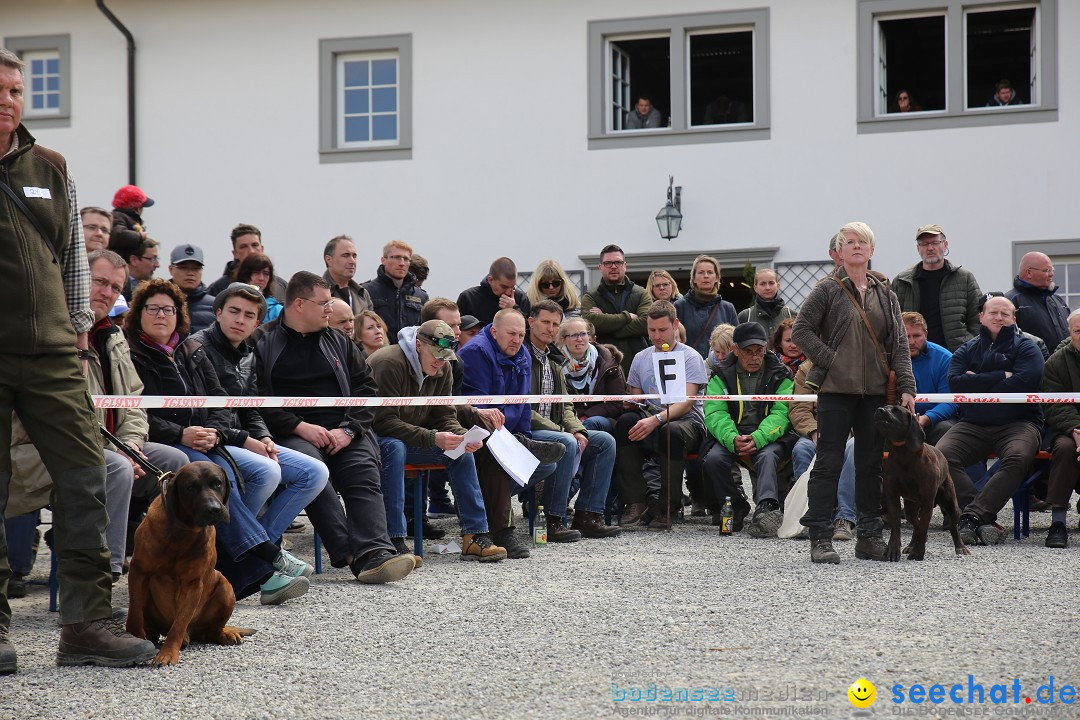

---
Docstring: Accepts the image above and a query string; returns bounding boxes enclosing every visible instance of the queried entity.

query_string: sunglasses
[419,333,459,351]
[540,279,562,289]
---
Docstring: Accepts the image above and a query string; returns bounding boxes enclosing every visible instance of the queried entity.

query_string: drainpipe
[96,0,136,184]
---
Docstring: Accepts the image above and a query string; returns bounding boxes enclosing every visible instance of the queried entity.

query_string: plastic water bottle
[720,496,734,536]
[534,505,548,546]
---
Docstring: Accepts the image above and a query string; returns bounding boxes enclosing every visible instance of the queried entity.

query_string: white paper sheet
[486,427,541,487]
[442,425,491,460]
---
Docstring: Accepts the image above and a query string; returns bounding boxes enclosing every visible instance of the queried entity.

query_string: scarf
[562,343,599,392]
[778,351,805,374]
[530,343,555,419]
[140,331,180,356]
[756,295,782,315]
[693,286,719,302]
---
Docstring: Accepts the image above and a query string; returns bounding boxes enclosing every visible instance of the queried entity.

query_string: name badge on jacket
[23,186,53,200]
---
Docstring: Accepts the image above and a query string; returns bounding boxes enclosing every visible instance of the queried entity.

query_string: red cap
[112,185,155,210]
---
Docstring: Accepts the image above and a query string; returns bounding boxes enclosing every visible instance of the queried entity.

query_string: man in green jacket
[581,244,651,375]
[892,224,983,352]
[702,322,797,537]
[1040,309,1080,549]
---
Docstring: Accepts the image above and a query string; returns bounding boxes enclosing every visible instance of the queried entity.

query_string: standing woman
[674,255,738,359]
[792,221,916,564]
[233,253,283,323]
[527,259,581,317]
[646,270,681,303]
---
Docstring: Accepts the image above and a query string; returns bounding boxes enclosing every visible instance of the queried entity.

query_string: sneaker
[391,537,423,569]
[0,626,16,675]
[7,574,27,599]
[746,499,783,538]
[546,515,582,543]
[354,550,415,584]
[1046,521,1068,549]
[427,499,457,519]
[832,519,855,542]
[273,548,313,578]
[56,618,157,667]
[284,520,305,533]
[259,571,310,605]
[406,517,446,541]
[461,533,507,562]
[854,532,887,561]
[976,522,1005,546]
[810,538,841,564]
[492,528,531,559]
[958,515,979,546]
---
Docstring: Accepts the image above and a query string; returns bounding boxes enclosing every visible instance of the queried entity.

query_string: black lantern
[656,176,682,240]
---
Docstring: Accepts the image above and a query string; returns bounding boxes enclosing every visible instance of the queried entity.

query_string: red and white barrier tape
[91,392,1080,409]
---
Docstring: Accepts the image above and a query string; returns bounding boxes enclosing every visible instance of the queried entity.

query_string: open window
[875,14,946,115]
[965,6,1038,108]
[607,36,670,131]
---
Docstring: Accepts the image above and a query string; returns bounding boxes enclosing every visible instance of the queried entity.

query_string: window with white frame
[319,35,411,162]
[4,34,70,125]
[858,0,1057,131]
[588,10,769,149]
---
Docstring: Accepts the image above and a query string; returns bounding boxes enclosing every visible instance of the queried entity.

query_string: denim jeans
[377,436,490,536]
[792,436,856,523]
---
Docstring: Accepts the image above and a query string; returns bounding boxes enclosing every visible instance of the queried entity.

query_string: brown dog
[874,405,970,561]
[126,461,255,666]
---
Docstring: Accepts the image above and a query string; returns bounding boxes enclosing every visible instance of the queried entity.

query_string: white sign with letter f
[652,349,687,405]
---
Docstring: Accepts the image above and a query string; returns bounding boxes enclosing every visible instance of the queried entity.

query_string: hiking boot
[492,527,531,559]
[0,626,15,675]
[427,498,457,519]
[976,522,1005,546]
[406,517,446,541]
[1046,521,1068,549]
[572,511,622,538]
[648,514,672,531]
[273,548,313,578]
[691,499,708,517]
[7,574,27,599]
[958,515,979,546]
[353,550,415,584]
[461,533,507,562]
[832,519,855,542]
[56,618,157,667]
[854,532,887,561]
[391,537,423,569]
[514,433,566,464]
[546,515,581,543]
[746,499,782,538]
[810,538,841,564]
[619,502,647,526]
[259,571,310,605]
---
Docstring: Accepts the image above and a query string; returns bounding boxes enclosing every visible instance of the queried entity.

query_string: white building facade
[5,0,1076,308]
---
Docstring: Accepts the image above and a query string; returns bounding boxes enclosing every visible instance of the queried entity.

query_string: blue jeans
[792,436,856,523]
[377,437,490,536]
[529,428,616,519]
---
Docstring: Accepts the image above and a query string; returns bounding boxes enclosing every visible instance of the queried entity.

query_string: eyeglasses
[1026,266,1054,274]
[385,254,411,263]
[419,333,459,350]
[91,276,125,295]
[917,240,945,248]
[600,260,626,268]
[563,331,589,341]
[143,304,177,316]
[140,255,159,263]
[299,297,334,309]
[540,279,562,289]
[84,224,110,234]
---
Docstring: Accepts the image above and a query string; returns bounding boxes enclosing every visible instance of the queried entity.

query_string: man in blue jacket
[935,295,1044,546]
[903,312,957,444]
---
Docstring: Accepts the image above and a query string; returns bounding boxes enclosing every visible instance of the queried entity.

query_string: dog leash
[100,425,175,496]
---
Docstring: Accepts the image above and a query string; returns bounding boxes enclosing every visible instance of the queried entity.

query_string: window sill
[588,125,770,150]
[318,145,412,163]
[858,105,1057,133]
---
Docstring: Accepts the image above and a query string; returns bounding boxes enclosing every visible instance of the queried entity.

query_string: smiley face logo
[848,678,876,708]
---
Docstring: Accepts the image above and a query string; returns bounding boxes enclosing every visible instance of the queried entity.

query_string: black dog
[874,405,970,561]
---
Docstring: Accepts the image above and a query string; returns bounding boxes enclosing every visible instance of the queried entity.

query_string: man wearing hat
[459,315,483,346]
[702,322,797,537]
[108,184,153,249]
[168,243,216,333]
[367,320,508,563]
[892,224,984,352]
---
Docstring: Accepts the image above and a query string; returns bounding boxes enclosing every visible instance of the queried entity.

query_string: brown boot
[461,533,508,562]
[546,515,582,543]
[57,618,157,667]
[572,511,622,538]
[620,502,648,526]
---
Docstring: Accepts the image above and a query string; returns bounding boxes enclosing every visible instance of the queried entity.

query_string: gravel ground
[3,501,1079,720]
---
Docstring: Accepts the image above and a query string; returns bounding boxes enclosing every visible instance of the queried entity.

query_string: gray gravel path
[3,502,1078,719]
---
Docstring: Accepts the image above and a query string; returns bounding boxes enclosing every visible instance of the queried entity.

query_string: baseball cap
[459,315,481,331]
[112,185,155,210]
[212,282,268,322]
[417,319,458,360]
[915,224,945,240]
[732,322,768,348]
[170,244,205,266]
